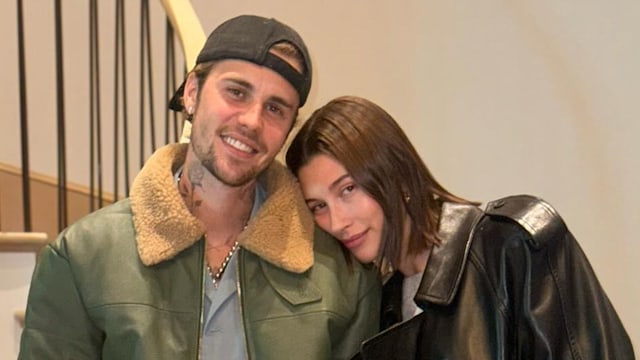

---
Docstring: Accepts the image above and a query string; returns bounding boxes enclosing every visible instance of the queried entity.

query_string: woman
[286,96,634,359]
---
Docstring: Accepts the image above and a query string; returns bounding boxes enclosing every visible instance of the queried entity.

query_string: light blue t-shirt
[200,183,265,359]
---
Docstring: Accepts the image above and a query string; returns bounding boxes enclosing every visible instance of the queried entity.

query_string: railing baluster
[120,0,130,197]
[165,21,181,143]
[88,0,105,210]
[145,0,156,153]
[139,0,146,168]
[89,0,96,211]
[113,0,120,201]
[54,0,68,231]
[16,0,32,231]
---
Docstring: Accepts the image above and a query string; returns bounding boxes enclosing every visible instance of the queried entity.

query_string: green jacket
[19,144,380,359]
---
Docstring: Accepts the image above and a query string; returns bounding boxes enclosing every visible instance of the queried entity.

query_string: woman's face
[297,154,385,263]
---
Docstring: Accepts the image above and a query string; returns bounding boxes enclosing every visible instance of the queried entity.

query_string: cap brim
[168,81,186,112]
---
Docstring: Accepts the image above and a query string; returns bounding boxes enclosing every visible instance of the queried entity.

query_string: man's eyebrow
[268,95,295,111]
[223,77,253,90]
[223,77,296,110]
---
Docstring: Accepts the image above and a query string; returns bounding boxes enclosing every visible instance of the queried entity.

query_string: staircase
[2,2,203,357]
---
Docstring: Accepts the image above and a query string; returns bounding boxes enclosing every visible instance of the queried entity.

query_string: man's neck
[178,162,256,245]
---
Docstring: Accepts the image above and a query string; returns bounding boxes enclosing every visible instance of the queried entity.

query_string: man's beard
[194,142,266,187]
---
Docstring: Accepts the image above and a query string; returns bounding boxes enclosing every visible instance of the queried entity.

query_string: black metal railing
[13,0,187,233]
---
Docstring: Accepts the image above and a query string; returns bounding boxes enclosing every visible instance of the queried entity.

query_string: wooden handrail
[160,0,205,69]
[0,232,49,253]
[159,0,205,144]
[15,310,25,328]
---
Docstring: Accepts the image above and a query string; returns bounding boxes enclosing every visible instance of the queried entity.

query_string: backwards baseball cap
[168,15,312,111]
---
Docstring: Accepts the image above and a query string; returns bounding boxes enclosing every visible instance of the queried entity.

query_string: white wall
[0,254,35,359]
[1,0,638,357]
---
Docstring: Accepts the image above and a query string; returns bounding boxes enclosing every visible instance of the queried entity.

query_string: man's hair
[169,15,312,111]
[191,41,305,103]
[186,41,304,128]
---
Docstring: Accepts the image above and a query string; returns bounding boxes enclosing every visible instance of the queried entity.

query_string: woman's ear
[401,187,411,204]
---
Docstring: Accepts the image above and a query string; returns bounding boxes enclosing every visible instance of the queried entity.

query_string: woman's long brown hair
[286,96,477,274]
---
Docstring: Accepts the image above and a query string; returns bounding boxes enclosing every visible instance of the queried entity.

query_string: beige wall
[1,0,638,357]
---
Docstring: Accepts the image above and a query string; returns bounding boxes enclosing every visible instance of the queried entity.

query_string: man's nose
[237,103,263,130]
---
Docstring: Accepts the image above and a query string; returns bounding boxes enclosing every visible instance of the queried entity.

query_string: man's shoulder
[68,198,133,232]
[311,226,343,256]
[49,199,135,253]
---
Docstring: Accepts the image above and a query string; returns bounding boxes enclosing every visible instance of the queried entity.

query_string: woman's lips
[342,230,367,249]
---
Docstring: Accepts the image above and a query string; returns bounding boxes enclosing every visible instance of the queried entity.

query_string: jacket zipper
[196,239,205,359]
[237,249,252,359]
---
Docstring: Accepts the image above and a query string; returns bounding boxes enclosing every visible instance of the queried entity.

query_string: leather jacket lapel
[415,203,483,306]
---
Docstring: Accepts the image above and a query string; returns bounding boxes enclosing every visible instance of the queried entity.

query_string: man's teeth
[224,137,253,153]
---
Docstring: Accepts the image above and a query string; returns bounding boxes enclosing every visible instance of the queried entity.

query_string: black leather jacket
[355,195,634,359]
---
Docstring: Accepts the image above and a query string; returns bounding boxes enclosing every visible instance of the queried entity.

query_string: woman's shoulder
[481,194,569,250]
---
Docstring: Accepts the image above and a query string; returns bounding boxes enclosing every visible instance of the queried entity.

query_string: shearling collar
[129,143,314,273]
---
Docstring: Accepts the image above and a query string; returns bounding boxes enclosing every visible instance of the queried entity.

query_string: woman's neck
[396,214,431,277]
[397,247,430,277]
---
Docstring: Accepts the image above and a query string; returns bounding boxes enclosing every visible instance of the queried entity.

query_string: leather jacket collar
[381,202,483,328]
[415,202,484,306]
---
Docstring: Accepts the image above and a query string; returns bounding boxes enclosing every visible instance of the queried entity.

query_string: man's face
[183,59,299,187]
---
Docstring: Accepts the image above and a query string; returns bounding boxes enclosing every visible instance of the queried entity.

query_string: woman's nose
[329,204,352,235]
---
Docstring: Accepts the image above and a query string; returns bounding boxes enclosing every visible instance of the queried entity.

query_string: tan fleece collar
[129,143,314,273]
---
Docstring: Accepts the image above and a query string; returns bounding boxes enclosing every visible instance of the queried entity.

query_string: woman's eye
[309,202,327,214]
[342,184,356,196]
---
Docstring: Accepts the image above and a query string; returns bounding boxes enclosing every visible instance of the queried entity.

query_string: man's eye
[266,103,284,117]
[227,88,244,98]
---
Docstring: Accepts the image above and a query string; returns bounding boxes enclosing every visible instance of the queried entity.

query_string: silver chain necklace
[207,240,240,288]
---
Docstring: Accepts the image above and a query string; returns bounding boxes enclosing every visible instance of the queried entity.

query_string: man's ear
[182,72,199,113]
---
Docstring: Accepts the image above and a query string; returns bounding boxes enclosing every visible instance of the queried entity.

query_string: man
[19,15,380,359]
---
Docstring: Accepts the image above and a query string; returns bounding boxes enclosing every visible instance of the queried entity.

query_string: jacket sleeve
[18,231,103,359]
[333,264,381,360]
[485,195,635,359]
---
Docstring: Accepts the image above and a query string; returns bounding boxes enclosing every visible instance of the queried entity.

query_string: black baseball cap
[168,15,312,111]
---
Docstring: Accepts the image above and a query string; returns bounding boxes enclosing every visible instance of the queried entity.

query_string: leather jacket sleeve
[481,195,634,359]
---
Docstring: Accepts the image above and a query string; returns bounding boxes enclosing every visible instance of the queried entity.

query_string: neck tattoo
[176,167,253,288]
